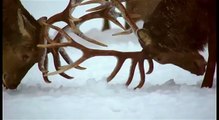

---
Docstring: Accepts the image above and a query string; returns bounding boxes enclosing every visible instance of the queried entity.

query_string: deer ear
[17,8,36,40]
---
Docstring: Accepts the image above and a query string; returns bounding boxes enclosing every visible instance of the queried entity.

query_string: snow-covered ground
[3,0,216,120]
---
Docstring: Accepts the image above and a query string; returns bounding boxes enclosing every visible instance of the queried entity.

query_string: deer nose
[193,60,207,75]
[2,73,19,89]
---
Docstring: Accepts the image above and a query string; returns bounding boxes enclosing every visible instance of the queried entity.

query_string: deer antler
[37,0,154,89]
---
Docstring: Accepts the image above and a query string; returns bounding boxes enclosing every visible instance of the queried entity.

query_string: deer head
[3,0,43,89]
[152,50,206,75]
[137,29,206,76]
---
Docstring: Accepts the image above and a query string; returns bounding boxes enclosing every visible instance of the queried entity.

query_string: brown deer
[139,0,217,88]
[3,0,216,89]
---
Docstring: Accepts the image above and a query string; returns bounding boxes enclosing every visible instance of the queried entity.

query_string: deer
[3,0,216,89]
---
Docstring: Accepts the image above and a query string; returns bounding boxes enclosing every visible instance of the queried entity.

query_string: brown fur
[143,0,212,51]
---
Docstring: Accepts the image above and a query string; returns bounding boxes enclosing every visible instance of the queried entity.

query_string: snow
[3,0,216,120]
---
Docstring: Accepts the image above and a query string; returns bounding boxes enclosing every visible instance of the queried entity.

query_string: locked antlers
[37,0,154,89]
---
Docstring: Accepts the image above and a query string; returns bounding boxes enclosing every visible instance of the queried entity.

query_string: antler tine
[146,59,154,74]
[111,0,139,33]
[107,58,125,82]
[68,22,108,47]
[85,3,108,12]
[78,0,123,12]
[46,0,75,24]
[38,51,51,83]
[125,60,137,86]
[42,55,52,83]
[78,0,106,6]
[112,28,132,36]
[134,60,145,89]
[47,55,88,76]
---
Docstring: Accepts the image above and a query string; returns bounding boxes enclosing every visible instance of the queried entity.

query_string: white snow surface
[3,1,216,120]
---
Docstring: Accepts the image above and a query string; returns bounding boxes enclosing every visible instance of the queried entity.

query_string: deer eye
[22,54,29,61]
[154,57,161,62]
[24,44,35,51]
